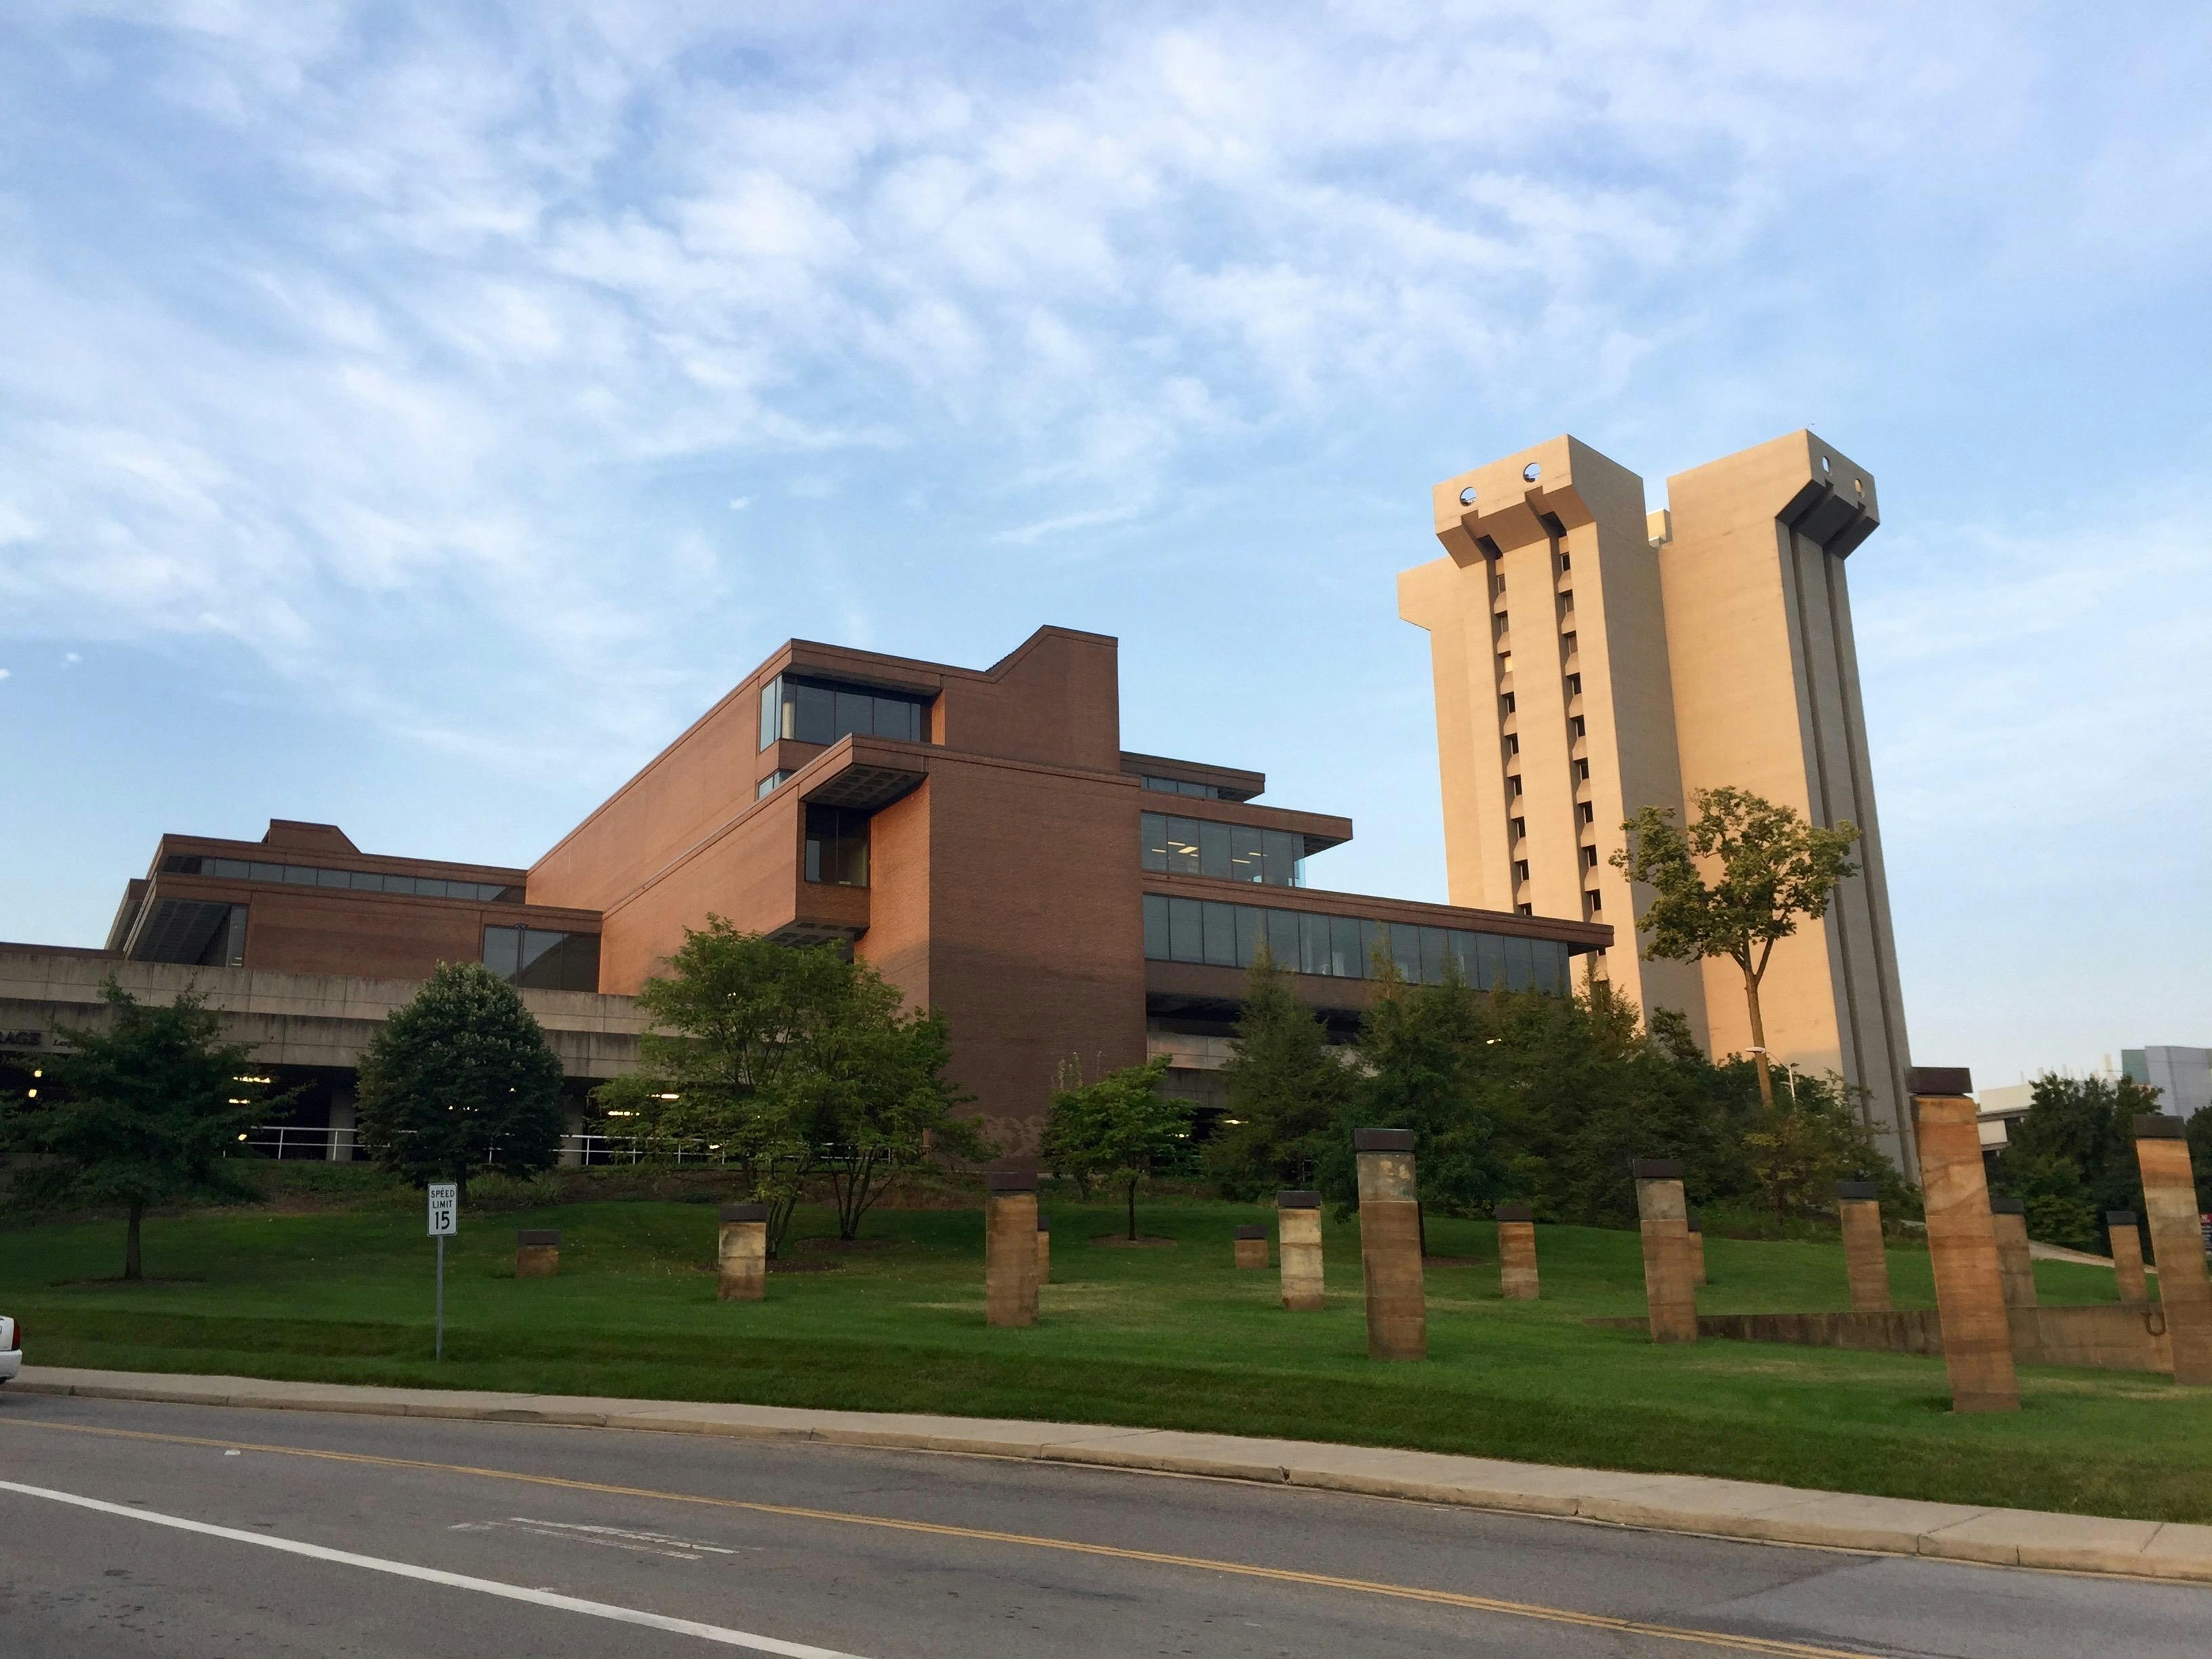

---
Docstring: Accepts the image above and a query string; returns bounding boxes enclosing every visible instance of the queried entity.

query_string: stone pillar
[2107,1210,2148,1305]
[1036,1216,1050,1288]
[515,1228,560,1277]
[1837,1181,1891,1313]
[1496,1203,1538,1300]
[1909,1067,2018,1414]
[1355,1129,1425,1360]
[2134,1116,2212,1386]
[1989,1197,2037,1309]
[1686,1210,1708,1287]
[717,1203,768,1302]
[1277,1190,1324,1311]
[1633,1160,1698,1343]
[985,1172,1040,1329]
[1233,1225,1269,1269]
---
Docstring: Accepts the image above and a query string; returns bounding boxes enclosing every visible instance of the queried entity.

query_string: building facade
[2124,1048,2212,1123]
[1398,431,1916,1165]
[12,626,1609,1158]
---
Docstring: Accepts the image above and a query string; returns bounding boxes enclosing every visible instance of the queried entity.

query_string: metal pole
[435,1234,445,1361]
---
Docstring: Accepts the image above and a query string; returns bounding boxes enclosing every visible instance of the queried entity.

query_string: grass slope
[3,1197,2204,1523]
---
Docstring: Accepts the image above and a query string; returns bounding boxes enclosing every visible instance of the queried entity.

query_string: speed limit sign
[427,1183,458,1237]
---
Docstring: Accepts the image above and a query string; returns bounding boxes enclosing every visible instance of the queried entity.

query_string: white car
[0,1315,20,1384]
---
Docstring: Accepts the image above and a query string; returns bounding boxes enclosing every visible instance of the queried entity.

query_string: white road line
[0,1479,871,1659]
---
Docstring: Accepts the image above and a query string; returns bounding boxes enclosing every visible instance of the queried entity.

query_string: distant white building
[2124,1048,2211,1123]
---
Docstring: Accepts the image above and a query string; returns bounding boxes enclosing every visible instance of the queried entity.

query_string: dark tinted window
[1141,813,1169,872]
[1134,899,1576,1000]
[1143,893,1170,959]
[1229,825,1264,883]
[1198,820,1231,880]
[483,926,599,992]
[804,805,869,886]
[1168,897,1203,962]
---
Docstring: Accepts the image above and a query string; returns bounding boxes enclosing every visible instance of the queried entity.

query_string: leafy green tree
[1,980,276,1279]
[1202,945,1350,1198]
[1741,1071,1894,1223]
[1992,1072,2160,1252]
[1612,786,1862,1108]
[1042,1054,1194,1241]
[357,962,566,1199]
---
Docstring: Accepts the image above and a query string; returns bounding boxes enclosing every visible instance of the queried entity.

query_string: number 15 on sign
[428,1183,457,1359]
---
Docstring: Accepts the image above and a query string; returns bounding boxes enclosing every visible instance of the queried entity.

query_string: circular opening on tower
[1458,486,1478,506]
[1522,462,1541,483]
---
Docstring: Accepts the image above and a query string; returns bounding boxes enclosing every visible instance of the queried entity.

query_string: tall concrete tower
[1398,430,1917,1165]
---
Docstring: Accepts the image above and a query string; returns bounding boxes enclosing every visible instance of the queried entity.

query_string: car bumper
[0,1350,20,1382]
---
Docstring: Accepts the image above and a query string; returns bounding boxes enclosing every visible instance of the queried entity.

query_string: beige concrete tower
[1400,430,1915,1164]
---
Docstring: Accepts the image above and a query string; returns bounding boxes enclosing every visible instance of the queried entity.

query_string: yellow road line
[1,1416,1875,1658]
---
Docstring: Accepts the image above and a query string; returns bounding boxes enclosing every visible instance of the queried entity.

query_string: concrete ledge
[12,1365,2210,1584]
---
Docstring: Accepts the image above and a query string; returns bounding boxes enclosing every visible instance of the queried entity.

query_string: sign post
[427,1183,457,1361]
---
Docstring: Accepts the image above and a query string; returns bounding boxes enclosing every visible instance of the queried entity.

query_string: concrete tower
[1398,430,1916,1165]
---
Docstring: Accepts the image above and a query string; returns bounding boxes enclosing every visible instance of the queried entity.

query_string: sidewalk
[14,1365,2212,1584]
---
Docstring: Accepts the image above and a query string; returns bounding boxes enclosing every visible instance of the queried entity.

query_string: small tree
[1342,960,1499,1227]
[356,962,567,1198]
[1202,946,1351,1198]
[1741,1071,1894,1223]
[1612,786,1862,1108]
[1993,1071,2161,1252]
[1042,1054,1193,1242]
[1,980,274,1280]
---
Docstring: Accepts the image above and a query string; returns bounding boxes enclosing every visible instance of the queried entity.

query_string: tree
[356,962,567,1198]
[1202,946,1351,1198]
[1042,1054,1194,1241]
[1,980,274,1280]
[1612,786,1862,1108]
[1741,1071,1893,1223]
[1992,1072,2160,1252]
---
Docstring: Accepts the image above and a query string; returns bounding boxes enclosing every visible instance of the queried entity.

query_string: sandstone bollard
[1496,1203,1539,1300]
[985,1172,1040,1328]
[1355,1129,1426,1360]
[2107,1210,2148,1305]
[1233,1225,1269,1269]
[1910,1067,2018,1413]
[1837,1181,1892,1313]
[1989,1197,2037,1309]
[515,1229,560,1278]
[2134,1116,2212,1385]
[1633,1160,1698,1343]
[1277,1191,1324,1311]
[1687,1210,1708,1287]
[1036,1215,1051,1288]
[717,1204,768,1302]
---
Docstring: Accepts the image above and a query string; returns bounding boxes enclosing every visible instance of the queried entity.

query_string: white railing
[237,1125,742,1166]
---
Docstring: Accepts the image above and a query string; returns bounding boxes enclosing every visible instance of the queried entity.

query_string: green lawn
[4,1193,2205,1523]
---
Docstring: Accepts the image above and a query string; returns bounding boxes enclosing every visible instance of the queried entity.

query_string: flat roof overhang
[792,732,928,812]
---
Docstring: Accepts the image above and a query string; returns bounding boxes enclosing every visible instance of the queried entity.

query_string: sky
[1,1,2207,1092]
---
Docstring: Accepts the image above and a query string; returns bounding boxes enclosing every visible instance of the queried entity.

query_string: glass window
[1143,893,1170,959]
[1234,905,1262,967]
[1420,926,1449,985]
[1266,907,1300,968]
[348,871,380,891]
[1141,813,1168,873]
[1198,820,1232,880]
[1390,922,1421,981]
[482,925,520,979]
[1300,911,1330,977]
[758,677,781,751]
[1330,916,1362,979]
[1229,825,1264,883]
[1168,897,1203,963]
[1143,775,1177,794]
[834,689,873,738]
[792,682,834,744]
[1262,830,1301,887]
[249,861,282,883]
[1477,933,1507,990]
[280,864,316,884]
[1505,935,1536,991]
[1361,918,1389,977]
[1202,901,1237,966]
[1449,930,1480,985]
[1536,940,1570,996]
[211,859,249,878]
[876,695,919,741]
[1166,817,1201,877]
[756,771,792,800]
[803,805,868,886]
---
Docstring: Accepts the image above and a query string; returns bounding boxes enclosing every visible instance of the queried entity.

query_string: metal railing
[237,1125,739,1166]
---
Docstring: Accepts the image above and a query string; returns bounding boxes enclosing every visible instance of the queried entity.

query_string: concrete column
[985,1172,1040,1328]
[559,1107,585,1169]
[1277,1190,1324,1311]
[1355,1129,1426,1360]
[1036,1216,1050,1288]
[515,1228,560,1277]
[2134,1116,2212,1385]
[2107,1210,2148,1305]
[1837,1181,1891,1313]
[1633,1160,1698,1343]
[717,1204,768,1302]
[1687,1210,1708,1287]
[1233,1225,1269,1269]
[1496,1203,1538,1300]
[1909,1067,2018,1414]
[326,1088,356,1162]
[1989,1197,2037,1309]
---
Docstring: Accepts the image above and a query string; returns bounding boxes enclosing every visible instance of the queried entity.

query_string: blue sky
[1,2,2207,1090]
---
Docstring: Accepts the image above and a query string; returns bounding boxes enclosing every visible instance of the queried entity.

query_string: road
[1,1390,2205,1658]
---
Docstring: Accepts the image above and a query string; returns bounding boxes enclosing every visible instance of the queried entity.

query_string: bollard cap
[516,1228,560,1246]
[2106,1210,2138,1227]
[1353,1128,1415,1152]
[1631,1158,1683,1181]
[2133,1113,2185,1140]
[719,1202,769,1223]
[1686,1211,1702,1233]
[986,1170,1038,1193]
[1988,1196,2025,1215]
[1234,1225,1268,1240]
[1494,1203,1534,1223]
[1275,1189,1321,1209]
[1036,1216,1050,1233]
[1904,1065,1973,1097]
[1835,1180,1879,1201]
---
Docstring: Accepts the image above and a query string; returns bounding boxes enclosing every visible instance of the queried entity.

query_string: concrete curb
[13,1366,2212,1584]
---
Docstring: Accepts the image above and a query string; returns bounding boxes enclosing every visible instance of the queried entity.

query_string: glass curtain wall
[1141,893,1572,994]
[759,675,928,749]
[804,805,869,886]
[482,926,602,991]
[1141,813,1304,886]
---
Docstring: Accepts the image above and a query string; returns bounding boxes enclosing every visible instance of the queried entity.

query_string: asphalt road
[1,1391,2206,1658]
